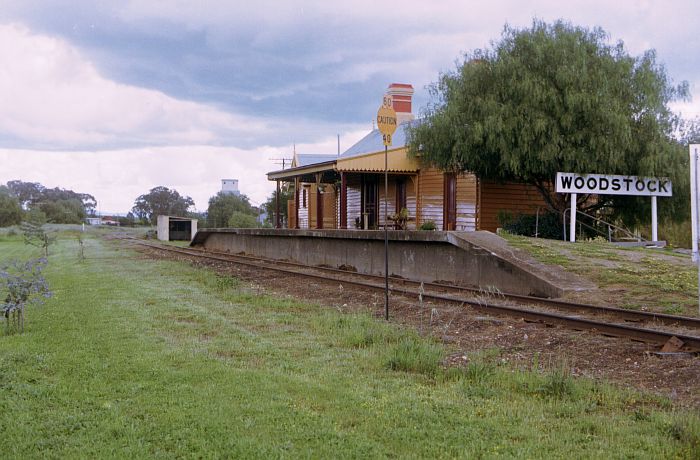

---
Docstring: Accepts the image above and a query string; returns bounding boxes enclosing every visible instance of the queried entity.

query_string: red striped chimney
[386,83,414,124]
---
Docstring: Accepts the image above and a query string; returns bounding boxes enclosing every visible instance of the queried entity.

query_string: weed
[463,361,496,384]
[326,312,400,348]
[663,305,683,315]
[214,274,239,291]
[663,414,700,452]
[383,335,443,376]
[537,365,575,399]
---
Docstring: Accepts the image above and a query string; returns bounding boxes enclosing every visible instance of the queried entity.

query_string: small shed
[157,215,198,242]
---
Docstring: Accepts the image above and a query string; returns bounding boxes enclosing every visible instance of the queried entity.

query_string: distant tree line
[0,181,97,227]
[130,186,278,229]
[0,180,298,230]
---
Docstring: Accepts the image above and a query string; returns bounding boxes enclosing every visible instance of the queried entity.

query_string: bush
[419,220,436,231]
[0,187,22,227]
[498,211,562,239]
[1,258,52,333]
[384,335,443,376]
[227,211,259,228]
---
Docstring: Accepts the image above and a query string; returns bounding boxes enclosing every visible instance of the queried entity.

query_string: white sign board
[556,172,672,197]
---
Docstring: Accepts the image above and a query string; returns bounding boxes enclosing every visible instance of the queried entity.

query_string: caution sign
[377,95,397,147]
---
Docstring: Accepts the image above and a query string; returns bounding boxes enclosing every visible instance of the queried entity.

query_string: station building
[267,83,548,232]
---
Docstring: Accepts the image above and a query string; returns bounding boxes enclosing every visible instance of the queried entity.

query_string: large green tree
[0,186,22,227]
[132,186,195,225]
[5,181,97,223]
[263,187,294,227]
[206,192,258,228]
[408,20,691,223]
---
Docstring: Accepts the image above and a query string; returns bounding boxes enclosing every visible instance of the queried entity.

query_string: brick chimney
[386,83,414,125]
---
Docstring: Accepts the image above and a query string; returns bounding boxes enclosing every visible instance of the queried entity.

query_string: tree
[21,213,55,257]
[228,211,259,228]
[0,186,22,227]
[1,258,52,334]
[38,198,86,224]
[263,187,294,227]
[5,181,97,222]
[131,186,195,225]
[206,192,257,228]
[6,181,43,209]
[408,20,691,224]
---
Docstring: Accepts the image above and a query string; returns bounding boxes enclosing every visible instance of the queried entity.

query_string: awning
[336,147,419,173]
[267,160,338,183]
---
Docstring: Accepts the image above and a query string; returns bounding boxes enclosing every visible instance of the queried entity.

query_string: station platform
[191,229,593,298]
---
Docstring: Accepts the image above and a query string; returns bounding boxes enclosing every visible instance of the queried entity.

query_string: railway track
[119,236,700,352]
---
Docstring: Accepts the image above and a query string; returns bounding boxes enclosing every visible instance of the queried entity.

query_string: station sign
[556,172,672,197]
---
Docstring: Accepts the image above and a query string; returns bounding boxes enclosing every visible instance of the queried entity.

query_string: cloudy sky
[0,1,698,213]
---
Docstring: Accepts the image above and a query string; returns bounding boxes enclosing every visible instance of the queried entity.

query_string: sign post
[690,145,699,261]
[690,145,700,315]
[569,193,577,243]
[377,96,397,321]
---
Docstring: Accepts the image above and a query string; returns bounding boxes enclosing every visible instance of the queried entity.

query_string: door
[395,178,407,214]
[361,176,378,229]
[443,173,457,231]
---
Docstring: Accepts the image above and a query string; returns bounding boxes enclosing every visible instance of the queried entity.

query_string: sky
[0,1,698,214]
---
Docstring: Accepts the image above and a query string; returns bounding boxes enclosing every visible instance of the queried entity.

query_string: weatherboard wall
[478,181,549,232]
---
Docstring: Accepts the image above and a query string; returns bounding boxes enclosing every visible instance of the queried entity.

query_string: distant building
[221,179,240,196]
[85,217,102,226]
[101,217,120,226]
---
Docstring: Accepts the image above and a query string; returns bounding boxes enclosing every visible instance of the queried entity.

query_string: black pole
[384,145,389,320]
[275,180,281,229]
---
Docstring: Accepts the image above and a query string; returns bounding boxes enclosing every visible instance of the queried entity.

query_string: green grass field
[0,229,698,458]
[501,233,699,316]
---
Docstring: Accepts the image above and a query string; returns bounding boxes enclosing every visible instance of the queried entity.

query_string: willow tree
[407,20,690,223]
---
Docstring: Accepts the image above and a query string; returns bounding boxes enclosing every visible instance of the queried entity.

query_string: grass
[502,233,699,316]
[0,230,698,457]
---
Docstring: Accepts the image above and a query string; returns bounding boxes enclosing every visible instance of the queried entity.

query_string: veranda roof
[335,147,419,173]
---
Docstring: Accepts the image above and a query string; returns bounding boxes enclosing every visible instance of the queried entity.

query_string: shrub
[419,220,436,231]
[0,186,22,227]
[384,335,443,376]
[537,366,575,399]
[21,219,55,257]
[498,211,563,239]
[228,211,259,228]
[1,258,52,333]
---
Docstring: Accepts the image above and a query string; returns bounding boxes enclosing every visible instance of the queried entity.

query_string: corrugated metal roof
[340,120,417,159]
[294,153,338,167]
[336,147,419,173]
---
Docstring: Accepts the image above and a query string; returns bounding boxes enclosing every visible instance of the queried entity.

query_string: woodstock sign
[555,172,672,197]
[556,172,672,243]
